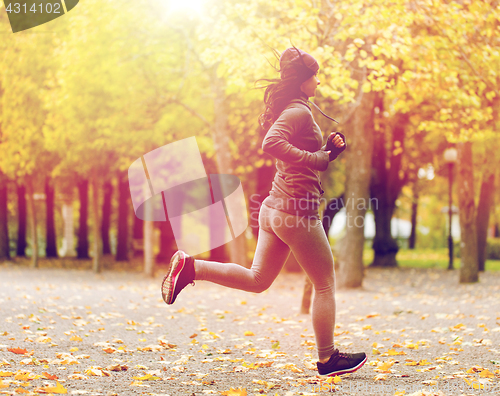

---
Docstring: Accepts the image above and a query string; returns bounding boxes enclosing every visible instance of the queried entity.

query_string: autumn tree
[410,0,500,282]
[0,18,59,267]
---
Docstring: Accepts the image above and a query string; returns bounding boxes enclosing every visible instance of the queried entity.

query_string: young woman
[161,47,367,377]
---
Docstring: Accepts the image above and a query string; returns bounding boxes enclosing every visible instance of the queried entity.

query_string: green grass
[362,248,500,271]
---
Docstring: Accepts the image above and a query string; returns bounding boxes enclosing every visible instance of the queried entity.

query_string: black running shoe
[161,251,195,305]
[317,348,367,376]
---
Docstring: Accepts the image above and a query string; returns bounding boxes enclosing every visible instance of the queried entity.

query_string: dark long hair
[257,48,306,132]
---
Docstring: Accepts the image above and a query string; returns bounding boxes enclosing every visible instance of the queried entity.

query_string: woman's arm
[262,107,329,171]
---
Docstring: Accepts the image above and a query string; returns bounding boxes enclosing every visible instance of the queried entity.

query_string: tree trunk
[26,178,38,268]
[144,198,154,277]
[301,195,345,314]
[16,183,27,257]
[0,174,9,259]
[156,221,176,263]
[60,199,76,257]
[476,158,495,272]
[116,172,129,261]
[322,195,345,236]
[133,215,144,257]
[211,72,247,267]
[301,277,313,314]
[370,111,408,267]
[207,178,230,262]
[456,142,478,283]
[408,184,419,250]
[337,90,375,288]
[371,202,399,267]
[91,176,101,273]
[101,181,112,255]
[45,177,58,258]
[77,179,90,259]
[209,201,229,262]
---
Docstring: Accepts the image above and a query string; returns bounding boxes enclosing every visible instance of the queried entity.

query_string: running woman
[161,47,367,377]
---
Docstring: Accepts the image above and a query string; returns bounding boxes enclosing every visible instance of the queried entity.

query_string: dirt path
[0,261,499,395]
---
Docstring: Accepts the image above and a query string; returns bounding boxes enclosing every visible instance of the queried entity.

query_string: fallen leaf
[478,368,494,378]
[67,374,87,380]
[84,368,110,377]
[14,372,33,380]
[132,374,161,381]
[381,349,406,356]
[139,345,162,352]
[252,379,275,389]
[463,377,485,390]
[7,348,28,355]
[42,372,58,380]
[221,388,247,396]
[466,365,484,373]
[36,381,67,394]
[130,380,148,387]
[422,380,437,386]
[105,364,128,372]
[375,361,394,373]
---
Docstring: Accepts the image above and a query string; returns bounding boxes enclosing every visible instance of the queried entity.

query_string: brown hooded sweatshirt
[261,97,330,218]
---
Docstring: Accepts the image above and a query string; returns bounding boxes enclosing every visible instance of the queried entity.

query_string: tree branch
[163,97,213,129]
[342,66,367,124]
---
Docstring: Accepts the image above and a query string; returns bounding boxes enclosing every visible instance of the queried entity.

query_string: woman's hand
[330,133,345,148]
[326,132,347,161]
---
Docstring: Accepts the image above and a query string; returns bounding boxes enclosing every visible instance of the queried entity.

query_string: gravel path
[0,260,499,396]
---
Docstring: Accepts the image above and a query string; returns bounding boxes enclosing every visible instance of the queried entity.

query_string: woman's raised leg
[194,204,291,293]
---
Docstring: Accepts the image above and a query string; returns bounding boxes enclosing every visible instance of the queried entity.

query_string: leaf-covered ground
[0,261,499,396]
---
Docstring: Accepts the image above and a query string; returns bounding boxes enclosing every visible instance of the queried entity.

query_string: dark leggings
[194,204,336,360]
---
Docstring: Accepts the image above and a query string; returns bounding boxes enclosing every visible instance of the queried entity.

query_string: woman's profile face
[300,73,320,98]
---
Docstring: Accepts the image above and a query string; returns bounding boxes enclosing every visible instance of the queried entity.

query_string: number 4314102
[5,3,62,13]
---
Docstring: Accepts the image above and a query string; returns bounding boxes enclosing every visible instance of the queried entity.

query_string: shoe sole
[322,355,368,377]
[161,251,185,305]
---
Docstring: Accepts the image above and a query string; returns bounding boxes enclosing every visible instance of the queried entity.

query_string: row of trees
[0,175,182,264]
[1,0,499,284]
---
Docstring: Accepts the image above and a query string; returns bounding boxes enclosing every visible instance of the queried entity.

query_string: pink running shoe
[161,251,195,305]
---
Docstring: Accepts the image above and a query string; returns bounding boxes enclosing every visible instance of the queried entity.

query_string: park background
[0,0,499,287]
